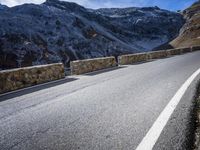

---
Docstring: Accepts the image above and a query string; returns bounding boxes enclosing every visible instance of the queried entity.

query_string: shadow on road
[128,60,156,65]
[0,77,78,102]
[84,66,127,76]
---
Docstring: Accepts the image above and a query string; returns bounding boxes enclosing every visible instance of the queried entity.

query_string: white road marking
[136,67,200,150]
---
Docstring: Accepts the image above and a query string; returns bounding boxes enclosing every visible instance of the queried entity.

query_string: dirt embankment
[170,1,200,48]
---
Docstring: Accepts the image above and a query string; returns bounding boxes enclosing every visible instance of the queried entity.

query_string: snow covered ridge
[0,4,8,10]
[0,0,184,70]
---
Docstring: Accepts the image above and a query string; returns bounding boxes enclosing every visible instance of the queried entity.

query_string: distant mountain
[170,0,200,48]
[0,0,184,69]
[0,4,8,10]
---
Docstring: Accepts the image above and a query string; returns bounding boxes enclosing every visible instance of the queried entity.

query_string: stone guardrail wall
[166,48,182,56]
[147,50,167,59]
[118,46,200,65]
[118,53,147,65]
[0,63,65,94]
[1,46,199,94]
[191,46,200,51]
[70,56,117,75]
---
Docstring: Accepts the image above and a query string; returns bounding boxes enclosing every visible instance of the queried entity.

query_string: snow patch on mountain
[0,0,185,69]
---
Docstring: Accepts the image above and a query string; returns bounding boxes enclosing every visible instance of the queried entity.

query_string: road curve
[0,51,200,150]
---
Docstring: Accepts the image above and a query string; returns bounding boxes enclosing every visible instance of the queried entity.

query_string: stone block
[118,53,147,65]
[70,57,117,75]
[0,63,65,94]
[146,51,167,60]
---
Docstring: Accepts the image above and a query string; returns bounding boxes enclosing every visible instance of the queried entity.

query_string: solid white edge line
[136,67,200,150]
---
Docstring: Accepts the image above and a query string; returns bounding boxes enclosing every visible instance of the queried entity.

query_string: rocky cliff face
[0,0,184,69]
[170,1,200,48]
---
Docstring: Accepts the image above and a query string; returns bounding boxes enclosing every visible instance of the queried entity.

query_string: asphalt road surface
[1,51,200,150]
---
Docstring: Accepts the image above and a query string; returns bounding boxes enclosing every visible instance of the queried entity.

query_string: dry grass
[170,1,200,48]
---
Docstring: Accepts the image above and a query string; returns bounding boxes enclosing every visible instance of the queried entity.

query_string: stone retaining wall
[181,47,192,53]
[70,57,117,75]
[166,48,182,56]
[1,46,199,94]
[118,53,147,65]
[192,46,200,51]
[118,46,200,65]
[147,50,167,59]
[0,63,65,94]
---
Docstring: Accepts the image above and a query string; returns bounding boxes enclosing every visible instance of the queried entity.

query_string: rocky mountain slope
[0,0,184,69]
[170,0,200,48]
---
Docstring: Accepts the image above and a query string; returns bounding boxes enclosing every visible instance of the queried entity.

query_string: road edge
[136,67,200,150]
[194,81,200,150]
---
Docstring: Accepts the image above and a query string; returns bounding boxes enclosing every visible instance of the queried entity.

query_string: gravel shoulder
[194,82,200,150]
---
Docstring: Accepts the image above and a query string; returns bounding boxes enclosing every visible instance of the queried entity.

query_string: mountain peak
[43,0,85,12]
[0,4,8,10]
[0,1,184,70]
[45,0,60,3]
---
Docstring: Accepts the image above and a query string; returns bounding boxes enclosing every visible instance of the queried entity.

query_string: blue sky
[0,0,197,11]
